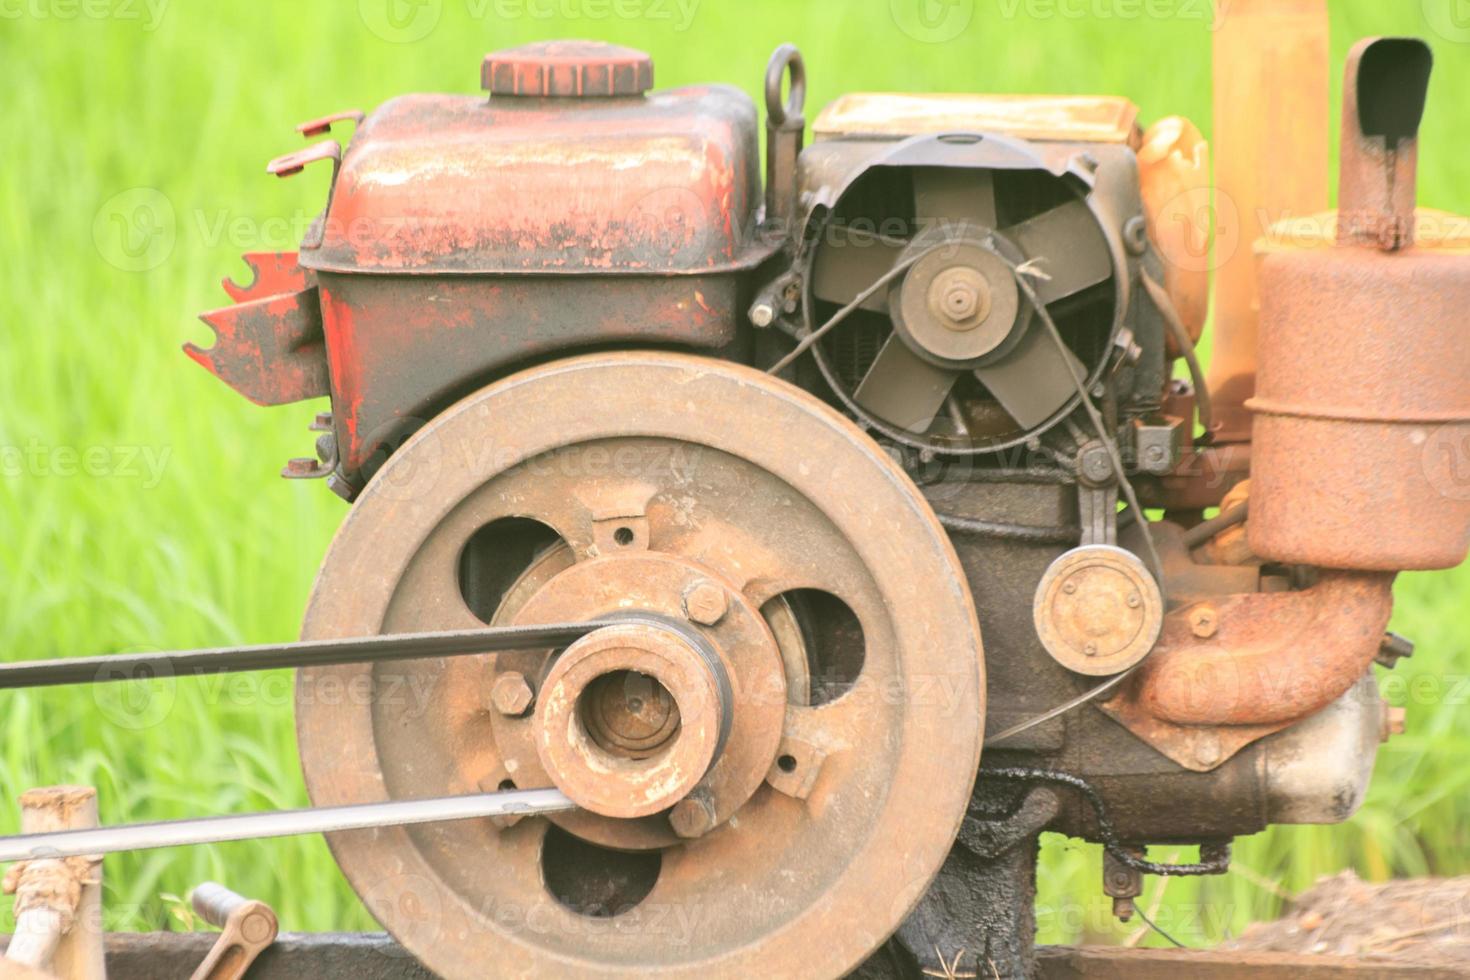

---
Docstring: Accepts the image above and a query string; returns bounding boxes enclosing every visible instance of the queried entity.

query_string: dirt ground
[1223,871,1470,970]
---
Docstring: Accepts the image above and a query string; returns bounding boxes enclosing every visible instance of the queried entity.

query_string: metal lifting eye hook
[764,43,806,129]
[763,44,806,230]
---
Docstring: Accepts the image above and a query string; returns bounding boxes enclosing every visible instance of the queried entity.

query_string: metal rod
[0,621,623,691]
[0,788,576,862]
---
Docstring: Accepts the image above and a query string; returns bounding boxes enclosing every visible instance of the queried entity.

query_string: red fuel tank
[299,41,773,491]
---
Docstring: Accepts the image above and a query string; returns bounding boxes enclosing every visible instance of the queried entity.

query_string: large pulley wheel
[297,352,985,978]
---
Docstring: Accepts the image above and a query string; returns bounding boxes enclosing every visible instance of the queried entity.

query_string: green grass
[1,0,1467,949]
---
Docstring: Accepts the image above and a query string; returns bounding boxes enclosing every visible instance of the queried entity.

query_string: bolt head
[682,581,728,626]
[749,302,775,327]
[942,284,979,320]
[668,793,717,839]
[1188,605,1219,639]
[1194,733,1222,767]
[491,672,534,716]
[1079,447,1114,485]
[1083,642,1099,657]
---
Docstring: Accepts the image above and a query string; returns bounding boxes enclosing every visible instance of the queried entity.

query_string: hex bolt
[749,302,776,328]
[943,284,979,321]
[491,672,534,717]
[668,790,717,839]
[1189,604,1219,639]
[682,581,728,626]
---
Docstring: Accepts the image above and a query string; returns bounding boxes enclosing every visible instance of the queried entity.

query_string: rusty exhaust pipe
[1205,0,1329,442]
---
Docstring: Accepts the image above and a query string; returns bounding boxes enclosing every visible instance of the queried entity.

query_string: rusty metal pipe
[1206,0,1328,442]
[1137,571,1394,728]
[1336,38,1432,251]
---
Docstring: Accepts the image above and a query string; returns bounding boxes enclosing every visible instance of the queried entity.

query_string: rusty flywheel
[296,352,985,978]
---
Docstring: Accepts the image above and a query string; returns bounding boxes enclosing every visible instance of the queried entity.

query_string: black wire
[1139,268,1213,441]
[935,512,1082,545]
[1180,501,1250,549]
[1135,905,1187,948]
[982,766,1231,877]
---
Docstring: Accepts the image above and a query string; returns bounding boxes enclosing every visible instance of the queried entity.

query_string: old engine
[12,15,1467,980]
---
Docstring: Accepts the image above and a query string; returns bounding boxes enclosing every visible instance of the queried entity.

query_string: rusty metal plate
[296,352,985,978]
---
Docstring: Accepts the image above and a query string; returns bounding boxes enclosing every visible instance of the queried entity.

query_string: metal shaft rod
[0,621,623,691]
[0,788,576,862]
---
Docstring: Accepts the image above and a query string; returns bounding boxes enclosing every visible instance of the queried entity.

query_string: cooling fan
[803,133,1123,454]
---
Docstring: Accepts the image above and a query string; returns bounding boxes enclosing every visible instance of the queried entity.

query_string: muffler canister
[1248,38,1470,571]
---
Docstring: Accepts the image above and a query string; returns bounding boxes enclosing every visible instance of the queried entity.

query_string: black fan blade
[1002,198,1112,305]
[972,324,1086,431]
[854,335,963,434]
[811,227,904,312]
[913,167,998,229]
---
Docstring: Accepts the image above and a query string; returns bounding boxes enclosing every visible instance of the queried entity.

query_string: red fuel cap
[481,40,653,98]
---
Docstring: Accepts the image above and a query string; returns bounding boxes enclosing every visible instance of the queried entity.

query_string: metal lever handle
[188,883,279,980]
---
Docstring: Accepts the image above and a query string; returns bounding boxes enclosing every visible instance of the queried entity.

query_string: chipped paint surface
[301,89,768,276]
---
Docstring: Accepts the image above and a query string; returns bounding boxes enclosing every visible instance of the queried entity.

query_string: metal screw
[668,790,717,839]
[491,672,534,716]
[1126,592,1142,608]
[1063,581,1078,595]
[682,581,728,626]
[1188,605,1219,639]
[749,302,775,328]
[1083,642,1099,657]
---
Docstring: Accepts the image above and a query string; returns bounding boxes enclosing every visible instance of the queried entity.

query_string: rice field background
[1,0,1467,951]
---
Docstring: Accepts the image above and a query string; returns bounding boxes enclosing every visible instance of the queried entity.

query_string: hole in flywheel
[578,669,681,759]
[613,526,635,546]
[497,778,516,791]
[541,825,661,918]
[777,753,798,773]
[457,517,565,624]
[763,589,866,706]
